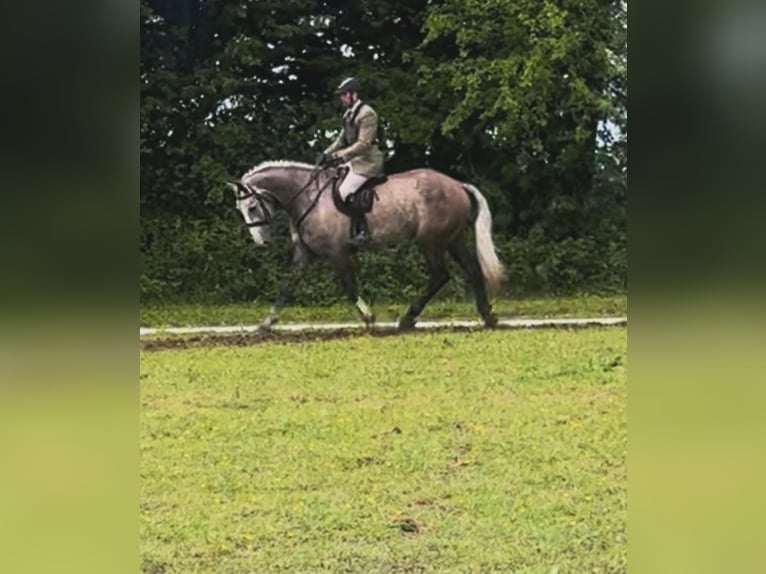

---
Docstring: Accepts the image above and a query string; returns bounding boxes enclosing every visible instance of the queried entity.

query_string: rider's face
[339,92,354,107]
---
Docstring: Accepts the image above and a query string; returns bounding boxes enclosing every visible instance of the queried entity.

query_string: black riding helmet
[335,77,360,94]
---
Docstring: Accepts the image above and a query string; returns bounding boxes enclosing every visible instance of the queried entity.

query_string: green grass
[140,327,626,573]
[140,293,627,327]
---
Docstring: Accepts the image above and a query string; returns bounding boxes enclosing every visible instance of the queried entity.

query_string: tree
[140,0,627,302]
[407,0,623,239]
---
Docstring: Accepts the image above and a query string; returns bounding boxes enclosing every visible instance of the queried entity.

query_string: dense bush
[140,215,625,305]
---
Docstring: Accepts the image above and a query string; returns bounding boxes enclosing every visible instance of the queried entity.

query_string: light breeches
[338,164,370,201]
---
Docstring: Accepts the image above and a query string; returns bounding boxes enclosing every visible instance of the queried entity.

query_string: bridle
[233,184,278,228]
[231,165,341,229]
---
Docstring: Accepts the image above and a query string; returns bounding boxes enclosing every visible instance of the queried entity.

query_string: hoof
[397,315,417,331]
[363,314,376,329]
[259,315,278,332]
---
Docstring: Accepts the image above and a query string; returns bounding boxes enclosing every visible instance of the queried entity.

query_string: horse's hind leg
[448,240,498,327]
[398,249,450,330]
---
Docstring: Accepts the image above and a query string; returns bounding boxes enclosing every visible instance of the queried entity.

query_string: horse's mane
[242,160,315,180]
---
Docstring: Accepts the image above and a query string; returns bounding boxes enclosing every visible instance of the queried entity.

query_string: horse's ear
[226,181,240,195]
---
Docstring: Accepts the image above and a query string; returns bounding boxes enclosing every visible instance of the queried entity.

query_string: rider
[318,76,385,245]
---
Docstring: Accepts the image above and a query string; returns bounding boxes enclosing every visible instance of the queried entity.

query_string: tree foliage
[140,0,627,303]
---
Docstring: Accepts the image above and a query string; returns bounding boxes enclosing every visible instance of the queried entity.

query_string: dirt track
[140,317,627,352]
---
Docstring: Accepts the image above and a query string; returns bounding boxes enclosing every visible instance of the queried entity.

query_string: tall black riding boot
[350,212,370,246]
[346,192,370,246]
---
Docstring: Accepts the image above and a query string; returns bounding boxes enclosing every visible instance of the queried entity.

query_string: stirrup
[349,227,370,246]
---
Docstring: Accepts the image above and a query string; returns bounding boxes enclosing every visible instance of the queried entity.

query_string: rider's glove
[326,152,343,167]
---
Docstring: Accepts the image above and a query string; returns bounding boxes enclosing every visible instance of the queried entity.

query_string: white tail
[463,184,504,294]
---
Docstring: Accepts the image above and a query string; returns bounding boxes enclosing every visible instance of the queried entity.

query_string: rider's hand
[327,153,343,167]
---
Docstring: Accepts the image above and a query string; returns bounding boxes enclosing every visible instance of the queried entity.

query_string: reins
[294,168,342,228]
[233,164,341,230]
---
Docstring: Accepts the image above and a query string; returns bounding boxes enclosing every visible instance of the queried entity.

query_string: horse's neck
[271,169,315,215]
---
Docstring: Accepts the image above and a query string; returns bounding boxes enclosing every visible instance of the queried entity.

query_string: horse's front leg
[334,259,375,328]
[260,245,310,331]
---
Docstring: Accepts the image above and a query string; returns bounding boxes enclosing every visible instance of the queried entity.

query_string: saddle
[331,167,388,216]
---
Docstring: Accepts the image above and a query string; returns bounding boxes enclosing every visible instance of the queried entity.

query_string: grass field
[140,327,626,573]
[140,293,627,327]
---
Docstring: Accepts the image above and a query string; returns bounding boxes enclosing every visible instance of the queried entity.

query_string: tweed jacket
[324,100,385,177]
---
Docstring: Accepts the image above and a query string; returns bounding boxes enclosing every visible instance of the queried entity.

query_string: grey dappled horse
[229,160,504,330]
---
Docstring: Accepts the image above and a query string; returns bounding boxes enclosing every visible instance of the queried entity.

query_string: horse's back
[372,168,471,244]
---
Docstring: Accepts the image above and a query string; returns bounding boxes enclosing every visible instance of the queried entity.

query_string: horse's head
[228,181,274,244]
[228,160,322,244]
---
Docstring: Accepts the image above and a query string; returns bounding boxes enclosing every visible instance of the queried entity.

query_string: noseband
[233,182,278,228]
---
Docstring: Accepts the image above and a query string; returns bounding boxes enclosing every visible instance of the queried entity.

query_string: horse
[227,160,504,330]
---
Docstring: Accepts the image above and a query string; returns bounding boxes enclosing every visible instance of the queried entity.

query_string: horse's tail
[463,184,504,294]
